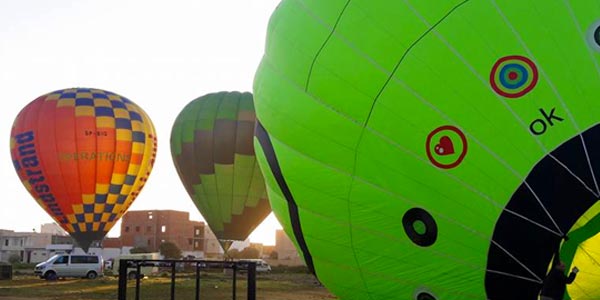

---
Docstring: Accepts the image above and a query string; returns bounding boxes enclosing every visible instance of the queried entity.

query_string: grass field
[0,272,337,300]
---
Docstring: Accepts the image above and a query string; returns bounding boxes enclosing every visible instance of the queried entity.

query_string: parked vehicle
[34,254,104,280]
[108,253,160,279]
[239,259,272,273]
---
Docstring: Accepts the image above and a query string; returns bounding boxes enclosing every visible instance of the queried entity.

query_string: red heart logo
[434,136,455,156]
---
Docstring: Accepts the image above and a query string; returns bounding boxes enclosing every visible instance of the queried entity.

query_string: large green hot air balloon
[171,91,270,251]
[253,1,600,299]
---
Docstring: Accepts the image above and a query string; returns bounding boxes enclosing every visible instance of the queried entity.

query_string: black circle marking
[417,292,437,300]
[586,20,600,52]
[403,208,438,247]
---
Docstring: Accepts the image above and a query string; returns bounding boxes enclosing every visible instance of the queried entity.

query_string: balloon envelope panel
[170,91,270,243]
[253,1,600,299]
[10,88,157,251]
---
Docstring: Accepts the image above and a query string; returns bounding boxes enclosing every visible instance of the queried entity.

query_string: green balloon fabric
[171,91,271,246]
[253,1,600,299]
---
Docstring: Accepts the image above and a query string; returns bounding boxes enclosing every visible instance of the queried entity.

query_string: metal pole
[247,262,256,300]
[195,262,201,300]
[232,263,237,300]
[171,261,177,300]
[117,259,128,300]
[135,262,142,300]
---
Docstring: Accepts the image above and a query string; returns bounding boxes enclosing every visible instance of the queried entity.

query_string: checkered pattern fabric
[45,88,156,234]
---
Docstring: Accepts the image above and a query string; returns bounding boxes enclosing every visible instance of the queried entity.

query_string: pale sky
[0,0,283,245]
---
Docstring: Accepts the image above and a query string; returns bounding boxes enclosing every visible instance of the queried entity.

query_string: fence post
[247,262,256,300]
[135,262,142,300]
[232,263,237,300]
[195,262,201,300]
[117,259,129,300]
[171,261,177,300]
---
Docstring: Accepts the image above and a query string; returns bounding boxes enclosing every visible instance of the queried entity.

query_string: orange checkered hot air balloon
[10,88,157,252]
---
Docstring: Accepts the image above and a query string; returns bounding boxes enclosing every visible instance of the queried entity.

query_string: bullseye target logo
[490,55,538,98]
[426,125,468,169]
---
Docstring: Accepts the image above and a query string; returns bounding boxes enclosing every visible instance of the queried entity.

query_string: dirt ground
[0,272,338,300]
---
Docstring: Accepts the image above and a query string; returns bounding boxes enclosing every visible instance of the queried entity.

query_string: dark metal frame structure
[117,259,256,300]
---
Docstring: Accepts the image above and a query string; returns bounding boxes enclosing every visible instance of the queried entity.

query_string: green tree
[8,254,21,264]
[130,246,151,254]
[159,242,182,259]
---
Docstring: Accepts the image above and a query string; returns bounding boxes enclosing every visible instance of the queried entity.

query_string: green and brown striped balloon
[170,91,270,249]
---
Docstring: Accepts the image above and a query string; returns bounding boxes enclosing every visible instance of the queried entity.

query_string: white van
[34,254,104,280]
[239,259,272,273]
[107,253,160,279]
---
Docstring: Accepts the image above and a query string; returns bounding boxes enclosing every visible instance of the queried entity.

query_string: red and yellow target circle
[490,55,538,98]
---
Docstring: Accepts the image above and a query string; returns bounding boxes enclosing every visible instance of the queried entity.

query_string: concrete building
[273,229,304,266]
[262,245,276,259]
[119,210,205,253]
[250,242,265,258]
[0,229,53,263]
[102,237,124,248]
[203,227,224,259]
[40,223,68,236]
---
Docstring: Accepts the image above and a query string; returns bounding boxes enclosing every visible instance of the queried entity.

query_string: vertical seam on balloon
[363,0,470,125]
[124,115,138,221]
[189,97,211,233]
[241,93,259,210]
[343,188,373,300]
[237,93,250,213]
[326,0,377,281]
[46,96,71,227]
[49,97,68,230]
[254,121,316,276]
[78,90,97,238]
[91,92,100,236]
[123,104,153,227]
[303,0,352,92]
[105,92,120,234]
[213,93,227,235]
[248,160,263,210]
[231,92,242,226]
[563,0,600,196]
[192,96,215,234]
[115,95,133,220]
